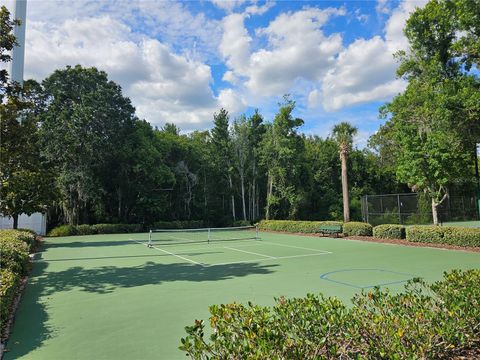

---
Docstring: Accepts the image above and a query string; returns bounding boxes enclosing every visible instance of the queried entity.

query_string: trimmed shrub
[48,223,143,237]
[180,269,480,359]
[406,225,444,243]
[92,223,142,234]
[406,225,480,247]
[0,229,36,249]
[0,268,20,329]
[0,236,30,275]
[75,224,97,236]
[152,220,204,229]
[373,224,405,239]
[48,225,77,237]
[442,227,480,247]
[343,222,372,236]
[258,220,342,234]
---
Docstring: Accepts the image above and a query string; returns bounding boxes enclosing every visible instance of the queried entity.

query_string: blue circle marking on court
[320,268,418,289]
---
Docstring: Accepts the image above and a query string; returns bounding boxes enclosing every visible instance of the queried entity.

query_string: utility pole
[10,0,27,86]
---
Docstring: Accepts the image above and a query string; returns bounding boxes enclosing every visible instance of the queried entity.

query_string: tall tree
[40,65,137,224]
[0,81,55,228]
[211,109,236,222]
[332,122,357,223]
[261,97,305,220]
[375,0,480,224]
[0,5,19,101]
[232,115,250,221]
[247,110,265,221]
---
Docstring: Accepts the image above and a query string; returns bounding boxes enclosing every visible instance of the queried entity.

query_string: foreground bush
[373,224,406,239]
[343,221,373,236]
[0,268,21,330]
[180,269,480,359]
[48,223,143,237]
[258,220,342,234]
[407,226,480,247]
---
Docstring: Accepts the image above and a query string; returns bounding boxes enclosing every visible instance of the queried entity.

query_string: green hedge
[152,220,204,229]
[0,235,30,275]
[258,220,342,234]
[343,222,372,236]
[406,226,480,247]
[0,229,36,250]
[48,223,143,237]
[373,224,406,239]
[181,269,480,359]
[0,268,21,330]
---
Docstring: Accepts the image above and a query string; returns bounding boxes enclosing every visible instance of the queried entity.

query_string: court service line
[224,246,277,259]
[131,239,204,266]
[259,241,333,254]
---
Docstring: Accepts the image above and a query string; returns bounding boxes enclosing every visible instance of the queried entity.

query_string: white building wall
[0,213,47,235]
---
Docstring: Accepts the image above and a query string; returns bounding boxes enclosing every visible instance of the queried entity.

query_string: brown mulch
[260,229,480,253]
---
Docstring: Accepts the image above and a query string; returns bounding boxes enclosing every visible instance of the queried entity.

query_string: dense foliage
[372,0,480,224]
[0,229,36,332]
[2,63,403,229]
[181,269,480,359]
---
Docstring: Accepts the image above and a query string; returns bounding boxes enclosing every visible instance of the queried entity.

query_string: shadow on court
[4,260,277,359]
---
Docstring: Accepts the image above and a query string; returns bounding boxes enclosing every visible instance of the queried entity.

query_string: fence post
[397,194,402,224]
[365,195,369,224]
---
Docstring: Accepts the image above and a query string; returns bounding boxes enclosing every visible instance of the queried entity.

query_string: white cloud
[22,14,223,131]
[210,0,247,12]
[320,0,428,111]
[376,0,391,15]
[218,88,247,113]
[245,1,275,15]
[221,7,345,97]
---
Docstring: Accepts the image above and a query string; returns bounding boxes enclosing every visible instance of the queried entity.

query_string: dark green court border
[320,268,418,289]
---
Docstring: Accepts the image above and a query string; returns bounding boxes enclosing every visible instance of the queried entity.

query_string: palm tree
[332,122,358,223]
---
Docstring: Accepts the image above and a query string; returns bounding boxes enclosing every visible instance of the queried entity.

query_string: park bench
[318,224,342,238]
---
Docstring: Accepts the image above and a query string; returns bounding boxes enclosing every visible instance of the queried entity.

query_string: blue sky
[2,0,427,146]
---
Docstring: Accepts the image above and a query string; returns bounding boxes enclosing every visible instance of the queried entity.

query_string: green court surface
[441,220,480,228]
[5,231,480,359]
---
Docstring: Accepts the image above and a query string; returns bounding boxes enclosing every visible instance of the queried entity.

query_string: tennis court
[5,229,480,359]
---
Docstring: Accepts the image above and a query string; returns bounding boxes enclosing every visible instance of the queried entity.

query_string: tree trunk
[240,174,247,221]
[432,198,439,225]
[13,214,19,229]
[228,174,236,222]
[266,174,273,220]
[340,151,350,223]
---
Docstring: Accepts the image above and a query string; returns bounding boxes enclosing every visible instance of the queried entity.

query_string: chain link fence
[361,193,479,226]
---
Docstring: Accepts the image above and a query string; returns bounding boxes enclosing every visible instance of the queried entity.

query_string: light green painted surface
[5,231,480,359]
[442,220,480,228]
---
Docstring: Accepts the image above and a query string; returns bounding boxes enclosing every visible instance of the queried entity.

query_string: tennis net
[147,225,259,246]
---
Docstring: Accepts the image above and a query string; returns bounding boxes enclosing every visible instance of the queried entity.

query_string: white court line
[258,241,332,254]
[224,246,276,259]
[208,252,330,267]
[131,239,204,266]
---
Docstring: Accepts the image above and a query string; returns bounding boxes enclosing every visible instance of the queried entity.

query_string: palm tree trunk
[340,151,350,222]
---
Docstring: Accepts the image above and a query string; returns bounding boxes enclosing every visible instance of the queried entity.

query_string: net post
[256,225,259,240]
[148,229,152,247]
[208,228,211,243]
